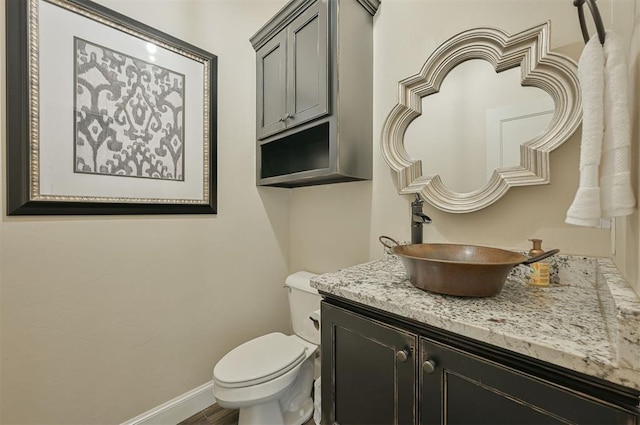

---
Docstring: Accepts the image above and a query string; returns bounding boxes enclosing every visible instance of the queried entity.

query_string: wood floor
[178,403,238,425]
[178,403,316,425]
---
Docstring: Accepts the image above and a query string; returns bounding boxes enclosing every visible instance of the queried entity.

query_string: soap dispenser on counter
[528,239,550,286]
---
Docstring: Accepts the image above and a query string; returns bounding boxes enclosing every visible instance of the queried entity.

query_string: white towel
[566,31,636,226]
[600,32,635,217]
[566,34,604,227]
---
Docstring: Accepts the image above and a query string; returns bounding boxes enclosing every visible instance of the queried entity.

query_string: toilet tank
[285,271,321,345]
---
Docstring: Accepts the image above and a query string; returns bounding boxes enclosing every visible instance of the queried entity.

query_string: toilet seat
[214,333,307,388]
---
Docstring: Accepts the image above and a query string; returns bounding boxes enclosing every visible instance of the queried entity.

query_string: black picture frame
[6,0,217,215]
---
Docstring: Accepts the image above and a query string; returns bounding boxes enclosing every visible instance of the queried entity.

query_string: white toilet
[213,271,321,425]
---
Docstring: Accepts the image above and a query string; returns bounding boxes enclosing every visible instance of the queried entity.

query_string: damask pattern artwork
[74,37,186,181]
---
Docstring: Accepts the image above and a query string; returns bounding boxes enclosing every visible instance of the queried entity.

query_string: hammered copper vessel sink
[379,236,559,297]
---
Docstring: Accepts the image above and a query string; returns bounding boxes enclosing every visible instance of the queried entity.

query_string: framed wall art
[6,0,217,214]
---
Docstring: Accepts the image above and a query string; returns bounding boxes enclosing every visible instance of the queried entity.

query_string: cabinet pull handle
[277,116,284,122]
[396,349,410,362]
[422,360,436,374]
[283,113,292,120]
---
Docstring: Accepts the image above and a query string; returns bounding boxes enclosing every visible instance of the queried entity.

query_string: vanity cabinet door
[321,302,417,425]
[419,337,637,425]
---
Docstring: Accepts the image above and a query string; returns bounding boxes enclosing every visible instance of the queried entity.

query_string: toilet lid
[214,332,306,388]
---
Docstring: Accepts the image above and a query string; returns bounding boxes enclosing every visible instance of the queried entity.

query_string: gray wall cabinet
[321,298,640,425]
[250,0,379,187]
[256,1,328,140]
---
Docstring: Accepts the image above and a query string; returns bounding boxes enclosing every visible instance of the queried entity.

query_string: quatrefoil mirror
[381,22,582,213]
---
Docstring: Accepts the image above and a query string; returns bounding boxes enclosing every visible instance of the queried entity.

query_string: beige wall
[291,0,639,283]
[0,0,294,423]
[2,0,640,424]
[617,0,640,294]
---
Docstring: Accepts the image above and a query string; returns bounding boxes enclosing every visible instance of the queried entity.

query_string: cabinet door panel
[334,326,399,424]
[287,1,328,127]
[420,337,637,425]
[322,303,417,425]
[256,32,287,139]
[444,373,564,424]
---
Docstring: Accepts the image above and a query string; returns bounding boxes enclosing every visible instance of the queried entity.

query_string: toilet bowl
[212,272,320,425]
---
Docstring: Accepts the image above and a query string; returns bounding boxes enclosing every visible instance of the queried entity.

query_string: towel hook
[574,0,606,45]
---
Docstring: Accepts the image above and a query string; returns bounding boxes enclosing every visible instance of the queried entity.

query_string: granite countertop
[311,254,640,391]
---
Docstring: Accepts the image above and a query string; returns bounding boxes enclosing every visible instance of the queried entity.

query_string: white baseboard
[121,380,216,425]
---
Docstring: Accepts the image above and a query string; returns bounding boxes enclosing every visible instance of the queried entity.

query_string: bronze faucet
[411,194,431,244]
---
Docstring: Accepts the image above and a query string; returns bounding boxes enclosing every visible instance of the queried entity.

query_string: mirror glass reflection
[404,59,554,193]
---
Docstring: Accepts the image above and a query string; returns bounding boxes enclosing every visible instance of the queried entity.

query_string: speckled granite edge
[311,254,640,391]
[597,258,640,375]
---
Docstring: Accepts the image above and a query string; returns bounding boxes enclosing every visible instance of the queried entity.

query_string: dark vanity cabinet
[420,338,636,424]
[321,299,640,425]
[250,0,378,187]
[321,300,417,424]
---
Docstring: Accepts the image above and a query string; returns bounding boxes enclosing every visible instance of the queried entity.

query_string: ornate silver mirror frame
[381,22,582,213]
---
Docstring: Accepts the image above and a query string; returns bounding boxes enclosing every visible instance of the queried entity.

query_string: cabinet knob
[422,360,436,374]
[277,116,284,122]
[283,113,292,120]
[396,349,410,362]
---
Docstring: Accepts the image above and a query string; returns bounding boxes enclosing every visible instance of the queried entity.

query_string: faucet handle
[411,194,432,224]
[413,212,432,224]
